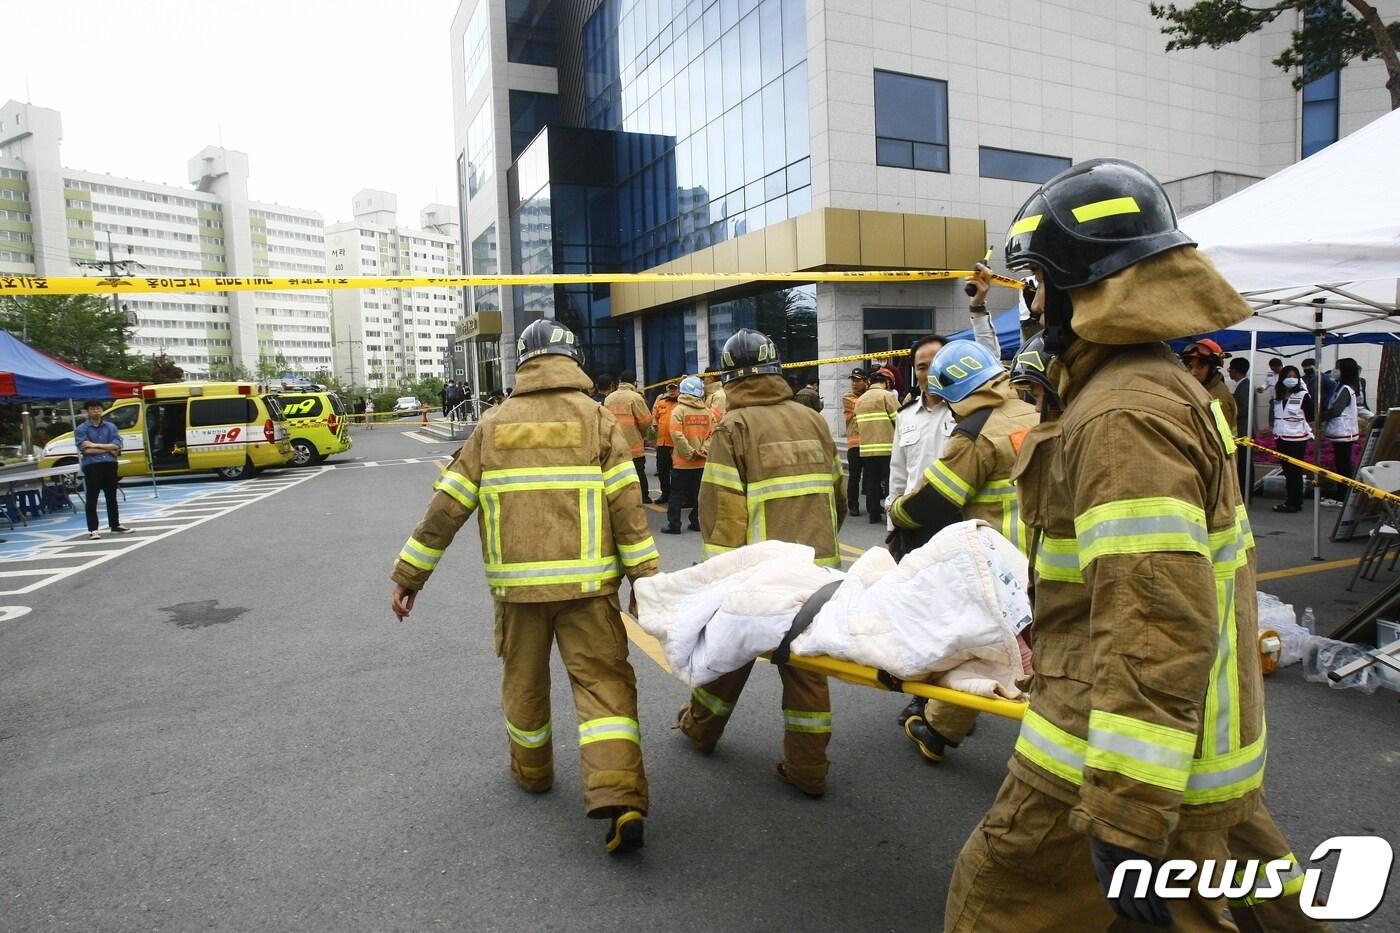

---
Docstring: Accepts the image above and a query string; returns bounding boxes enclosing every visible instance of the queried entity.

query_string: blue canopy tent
[0,331,141,402]
[947,308,1022,359]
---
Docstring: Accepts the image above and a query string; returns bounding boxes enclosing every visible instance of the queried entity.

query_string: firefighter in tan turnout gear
[676,328,846,797]
[944,159,1299,930]
[886,337,1038,763]
[604,370,654,503]
[389,319,660,855]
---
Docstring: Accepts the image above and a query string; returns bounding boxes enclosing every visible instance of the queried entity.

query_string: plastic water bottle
[1301,606,1316,635]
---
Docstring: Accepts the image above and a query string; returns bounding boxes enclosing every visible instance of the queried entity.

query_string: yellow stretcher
[623,612,1027,721]
[764,652,1028,721]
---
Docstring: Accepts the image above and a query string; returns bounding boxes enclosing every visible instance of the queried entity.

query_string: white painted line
[1,466,329,595]
[19,550,126,560]
[0,568,68,577]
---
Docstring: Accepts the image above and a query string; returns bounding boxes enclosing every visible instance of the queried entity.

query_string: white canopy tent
[1180,106,1400,559]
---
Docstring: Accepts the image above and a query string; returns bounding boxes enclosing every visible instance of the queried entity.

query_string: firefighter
[651,382,681,504]
[1182,338,1238,430]
[677,328,845,797]
[944,159,1286,930]
[886,337,1038,761]
[853,369,898,523]
[842,368,869,516]
[388,319,660,856]
[663,376,720,534]
[604,370,654,504]
[702,373,728,416]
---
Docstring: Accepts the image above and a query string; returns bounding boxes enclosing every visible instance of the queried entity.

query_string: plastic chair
[1347,461,1400,590]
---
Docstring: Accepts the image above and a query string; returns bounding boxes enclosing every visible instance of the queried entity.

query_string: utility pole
[75,230,146,332]
[337,337,364,390]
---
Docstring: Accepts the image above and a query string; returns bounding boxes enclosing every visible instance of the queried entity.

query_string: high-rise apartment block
[450,0,1395,421]
[0,100,333,378]
[325,190,465,388]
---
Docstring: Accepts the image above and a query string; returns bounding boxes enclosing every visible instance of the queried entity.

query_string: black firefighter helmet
[517,318,584,367]
[1009,333,1061,412]
[720,328,783,384]
[1004,158,1193,291]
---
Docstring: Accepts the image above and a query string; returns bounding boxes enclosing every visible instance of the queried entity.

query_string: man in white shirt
[884,264,1005,530]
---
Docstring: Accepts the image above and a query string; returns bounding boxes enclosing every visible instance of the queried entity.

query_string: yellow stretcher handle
[762,652,1028,721]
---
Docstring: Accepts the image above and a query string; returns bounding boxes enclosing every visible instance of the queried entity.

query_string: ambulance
[268,390,353,466]
[41,382,294,480]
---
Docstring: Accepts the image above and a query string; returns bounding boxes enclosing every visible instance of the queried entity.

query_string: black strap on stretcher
[771,580,908,692]
[771,580,842,666]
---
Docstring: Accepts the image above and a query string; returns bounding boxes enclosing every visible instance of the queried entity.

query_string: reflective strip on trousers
[435,469,479,510]
[506,718,551,749]
[783,709,832,734]
[1074,496,1211,567]
[578,715,641,746]
[692,685,735,716]
[1037,535,1084,583]
[1230,853,1305,906]
[398,536,442,571]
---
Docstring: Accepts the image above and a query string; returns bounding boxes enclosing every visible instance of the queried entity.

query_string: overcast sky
[2,0,461,227]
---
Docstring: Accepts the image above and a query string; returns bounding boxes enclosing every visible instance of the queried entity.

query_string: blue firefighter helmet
[926,339,1003,403]
[679,376,705,398]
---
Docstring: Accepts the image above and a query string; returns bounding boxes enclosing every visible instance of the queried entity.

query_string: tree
[1150,0,1400,110]
[0,293,134,374]
[146,353,185,384]
[256,352,292,382]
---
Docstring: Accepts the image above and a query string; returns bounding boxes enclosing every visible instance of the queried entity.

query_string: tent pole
[1312,313,1324,561]
[1245,330,1257,506]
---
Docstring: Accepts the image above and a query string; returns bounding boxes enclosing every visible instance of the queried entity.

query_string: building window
[708,284,817,370]
[643,305,698,387]
[509,91,561,159]
[471,225,499,315]
[467,102,495,199]
[1301,69,1340,158]
[874,70,949,172]
[506,0,556,66]
[463,2,489,96]
[978,146,1071,184]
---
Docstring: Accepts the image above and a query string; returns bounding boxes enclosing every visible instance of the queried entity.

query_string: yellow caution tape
[763,651,1028,720]
[0,269,1027,296]
[1238,436,1400,507]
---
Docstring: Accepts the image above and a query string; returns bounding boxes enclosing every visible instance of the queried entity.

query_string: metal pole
[1245,329,1257,506]
[1312,310,1324,561]
[105,231,122,320]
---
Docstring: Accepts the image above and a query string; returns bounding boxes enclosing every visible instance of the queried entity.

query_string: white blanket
[633,521,1030,698]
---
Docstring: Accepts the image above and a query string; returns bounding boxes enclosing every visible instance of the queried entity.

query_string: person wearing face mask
[1271,366,1314,514]
[1321,358,1362,505]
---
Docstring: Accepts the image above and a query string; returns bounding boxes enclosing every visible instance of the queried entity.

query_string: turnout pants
[1227,803,1328,932]
[632,455,651,502]
[846,447,864,514]
[81,461,121,532]
[924,698,979,745]
[495,594,648,817]
[655,446,672,501]
[947,774,1243,932]
[861,453,890,516]
[667,467,702,530]
[681,661,831,792]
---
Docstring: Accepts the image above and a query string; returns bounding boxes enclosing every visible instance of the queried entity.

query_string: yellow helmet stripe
[1006,213,1042,241]
[1071,196,1141,224]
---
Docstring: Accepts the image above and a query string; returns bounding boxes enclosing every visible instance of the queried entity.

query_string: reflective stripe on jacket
[669,394,720,469]
[391,355,660,603]
[604,383,652,458]
[853,388,898,456]
[889,375,1038,555]
[1009,339,1264,859]
[699,374,845,567]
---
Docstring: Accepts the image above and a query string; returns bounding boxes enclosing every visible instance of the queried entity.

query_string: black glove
[1089,838,1174,929]
[885,528,908,562]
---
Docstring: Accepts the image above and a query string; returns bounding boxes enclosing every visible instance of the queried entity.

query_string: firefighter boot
[903,714,955,763]
[603,807,645,854]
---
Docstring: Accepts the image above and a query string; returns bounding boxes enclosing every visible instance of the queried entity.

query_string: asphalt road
[2,425,1397,932]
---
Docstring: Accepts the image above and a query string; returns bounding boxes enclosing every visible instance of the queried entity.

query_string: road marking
[0,468,326,596]
[1257,556,1362,581]
[403,431,447,445]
